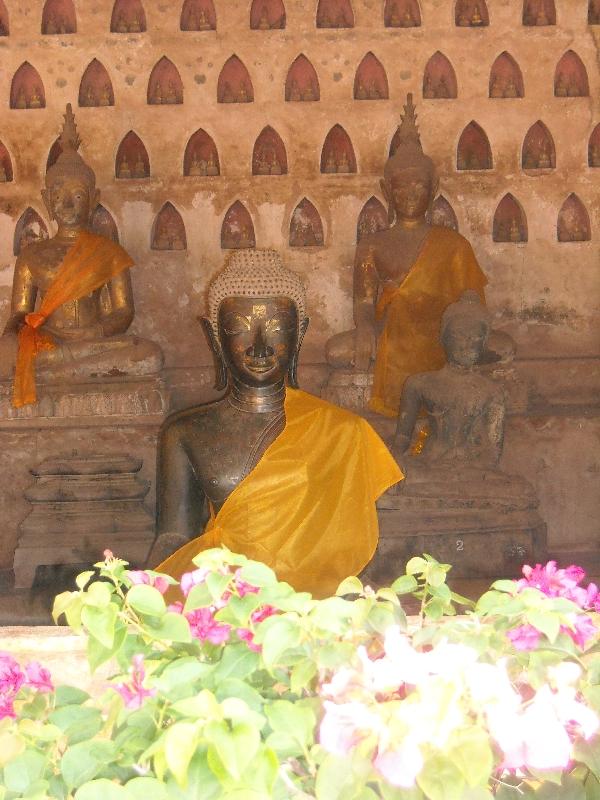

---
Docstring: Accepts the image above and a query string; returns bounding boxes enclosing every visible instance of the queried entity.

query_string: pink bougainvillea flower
[180,568,210,598]
[374,739,423,789]
[507,624,542,651]
[236,627,261,653]
[250,605,277,624]
[128,570,170,596]
[114,654,156,710]
[0,653,25,696]
[167,601,184,614]
[186,608,231,645]
[562,615,597,649]
[234,570,260,598]
[516,561,599,611]
[0,695,16,720]
[319,700,382,756]
[103,549,114,560]
[24,661,53,693]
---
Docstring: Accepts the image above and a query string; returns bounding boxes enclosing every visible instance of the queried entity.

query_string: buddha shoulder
[159,398,226,442]
[430,224,475,253]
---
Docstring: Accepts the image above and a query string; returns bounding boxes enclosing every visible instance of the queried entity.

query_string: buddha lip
[245,359,276,373]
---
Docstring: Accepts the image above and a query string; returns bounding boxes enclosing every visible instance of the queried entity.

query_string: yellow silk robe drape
[13,230,134,408]
[370,226,487,418]
[158,388,403,598]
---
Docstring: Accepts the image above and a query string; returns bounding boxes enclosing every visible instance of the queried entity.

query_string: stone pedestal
[14,454,155,589]
[320,368,374,413]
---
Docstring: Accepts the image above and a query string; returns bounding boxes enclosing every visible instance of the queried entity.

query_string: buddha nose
[247,326,273,359]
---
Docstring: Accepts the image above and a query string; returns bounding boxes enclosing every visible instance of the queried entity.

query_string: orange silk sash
[158,388,403,598]
[370,226,487,418]
[13,230,134,408]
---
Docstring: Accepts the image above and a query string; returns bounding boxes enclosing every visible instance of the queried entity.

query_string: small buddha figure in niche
[323,150,336,173]
[555,74,568,97]
[326,94,495,418]
[198,9,212,30]
[151,82,163,105]
[389,3,401,25]
[221,81,234,103]
[423,74,434,99]
[504,78,518,98]
[164,82,178,104]
[402,7,416,25]
[303,81,318,101]
[117,156,131,179]
[537,146,551,169]
[238,82,249,103]
[206,153,219,176]
[509,218,522,243]
[437,76,450,99]
[15,88,27,109]
[289,78,302,101]
[133,154,146,179]
[337,150,351,173]
[368,80,381,100]
[356,80,367,100]
[270,152,282,175]
[99,84,112,106]
[188,153,204,176]
[490,75,504,98]
[149,249,401,597]
[84,86,96,107]
[129,14,142,32]
[257,6,271,29]
[29,88,42,109]
[46,14,58,34]
[471,2,483,24]
[115,13,128,32]
[239,225,254,248]
[567,79,581,98]
[0,105,163,408]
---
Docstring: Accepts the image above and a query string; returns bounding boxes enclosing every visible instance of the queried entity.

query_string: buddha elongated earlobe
[288,317,309,389]
[200,316,227,391]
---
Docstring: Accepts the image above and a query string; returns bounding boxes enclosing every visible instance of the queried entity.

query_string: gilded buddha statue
[151,249,402,597]
[0,105,163,408]
[326,94,491,417]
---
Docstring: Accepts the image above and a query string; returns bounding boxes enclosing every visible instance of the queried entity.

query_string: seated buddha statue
[150,249,402,597]
[0,105,163,408]
[326,94,491,418]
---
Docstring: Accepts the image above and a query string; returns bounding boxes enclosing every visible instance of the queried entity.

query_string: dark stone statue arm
[352,238,377,328]
[392,377,423,463]
[2,256,37,335]
[99,271,135,337]
[156,421,209,540]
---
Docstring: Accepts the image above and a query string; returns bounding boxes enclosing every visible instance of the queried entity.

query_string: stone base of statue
[321,368,375,413]
[13,453,155,589]
[364,466,547,584]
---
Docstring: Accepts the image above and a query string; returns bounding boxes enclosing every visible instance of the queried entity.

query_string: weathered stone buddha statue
[151,249,401,597]
[325,94,489,417]
[0,104,163,409]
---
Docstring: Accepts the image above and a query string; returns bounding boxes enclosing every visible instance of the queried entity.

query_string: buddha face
[218,296,299,387]
[43,176,97,229]
[388,167,434,221]
[443,318,488,369]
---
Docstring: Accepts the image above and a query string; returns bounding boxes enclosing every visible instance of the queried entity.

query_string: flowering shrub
[0,549,598,799]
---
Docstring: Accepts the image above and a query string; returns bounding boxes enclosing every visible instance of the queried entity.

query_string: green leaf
[265,700,316,751]
[206,571,233,602]
[165,721,198,786]
[84,581,113,608]
[125,777,169,800]
[215,678,264,713]
[336,576,364,596]
[61,741,116,790]
[573,736,600,775]
[87,621,127,672]
[236,561,277,588]
[391,574,418,594]
[49,706,102,745]
[54,686,90,707]
[491,579,518,594]
[406,557,428,575]
[379,785,424,800]
[585,773,600,800]
[52,590,80,625]
[427,564,447,587]
[76,571,96,590]
[315,752,362,800]
[147,612,192,643]
[206,720,260,782]
[154,657,212,694]
[81,603,118,649]
[0,731,25,767]
[183,582,213,612]
[290,658,317,694]
[75,779,131,800]
[535,774,585,799]
[127,584,166,617]
[3,750,46,794]
[213,642,260,681]
[447,728,494,787]
[526,610,561,643]
[417,755,465,800]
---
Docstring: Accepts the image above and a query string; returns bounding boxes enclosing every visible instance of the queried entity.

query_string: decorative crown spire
[58,103,81,152]
[395,93,423,153]
[383,93,436,181]
[45,104,96,190]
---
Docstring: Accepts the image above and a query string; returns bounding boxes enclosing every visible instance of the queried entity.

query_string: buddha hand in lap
[150,249,402,597]
[325,93,488,417]
[0,104,162,408]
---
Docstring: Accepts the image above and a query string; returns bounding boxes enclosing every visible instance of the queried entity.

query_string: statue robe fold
[370,226,488,417]
[13,230,134,408]
[158,388,403,597]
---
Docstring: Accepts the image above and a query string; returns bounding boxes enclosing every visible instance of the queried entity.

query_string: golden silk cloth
[13,230,134,408]
[158,388,403,598]
[370,226,487,418]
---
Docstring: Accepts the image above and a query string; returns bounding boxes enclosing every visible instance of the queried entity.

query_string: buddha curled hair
[384,93,437,183]
[207,248,307,335]
[440,290,490,342]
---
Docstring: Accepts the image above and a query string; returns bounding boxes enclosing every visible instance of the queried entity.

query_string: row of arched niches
[10,192,594,256]
[0,0,599,34]
[2,122,599,184]
[4,50,595,110]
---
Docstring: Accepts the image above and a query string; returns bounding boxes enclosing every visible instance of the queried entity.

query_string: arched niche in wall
[252,126,288,175]
[91,205,119,243]
[522,121,555,170]
[357,197,387,241]
[289,198,324,247]
[384,0,421,27]
[14,208,49,256]
[423,52,457,99]
[457,121,493,170]
[221,201,256,249]
[41,0,76,33]
[285,54,319,101]
[0,141,14,182]
[183,129,220,176]
[354,53,389,100]
[79,60,115,107]
[217,56,254,103]
[489,52,524,98]
[493,194,528,243]
[557,194,591,242]
[151,202,187,250]
[455,0,489,26]
[590,0,600,24]
[10,63,46,110]
[554,51,589,97]
[316,0,354,28]
[0,0,9,35]
[523,0,555,25]
[116,131,150,179]
[589,124,600,168]
[321,125,357,174]
[250,0,285,29]
[180,0,216,30]
[430,196,458,231]
[148,57,183,105]
[110,0,146,33]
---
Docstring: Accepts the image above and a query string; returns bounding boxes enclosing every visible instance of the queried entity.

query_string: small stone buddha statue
[198,9,211,30]
[29,88,42,109]
[257,6,271,29]
[115,13,128,32]
[206,152,219,176]
[99,84,112,106]
[117,156,131,179]
[325,94,490,418]
[150,249,402,597]
[0,105,163,408]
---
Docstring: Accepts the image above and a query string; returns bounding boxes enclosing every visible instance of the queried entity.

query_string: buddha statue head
[43,104,99,232]
[382,93,439,225]
[440,290,491,369]
[204,249,308,392]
